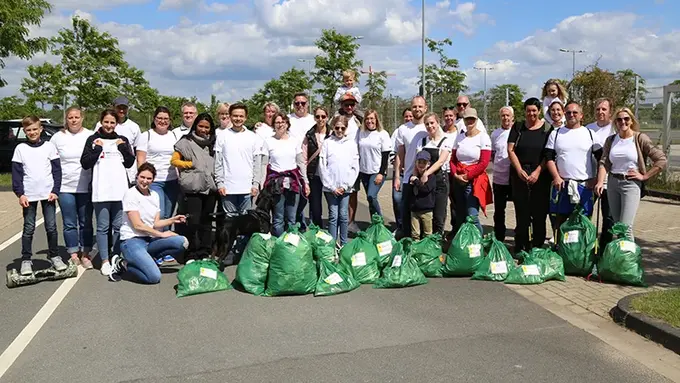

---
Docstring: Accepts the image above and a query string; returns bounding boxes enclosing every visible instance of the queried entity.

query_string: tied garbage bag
[176,259,231,297]
[364,214,396,268]
[314,258,360,297]
[505,248,566,285]
[597,223,646,287]
[558,205,596,276]
[233,233,275,295]
[374,238,428,288]
[443,216,485,276]
[339,231,381,284]
[472,233,514,281]
[303,223,337,263]
[412,233,444,277]
[265,225,317,296]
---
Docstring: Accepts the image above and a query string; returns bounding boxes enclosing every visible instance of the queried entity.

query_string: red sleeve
[464,149,491,179]
[450,149,459,173]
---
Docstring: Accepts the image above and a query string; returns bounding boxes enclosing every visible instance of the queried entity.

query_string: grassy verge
[630,289,680,328]
[0,173,10,188]
[646,174,680,194]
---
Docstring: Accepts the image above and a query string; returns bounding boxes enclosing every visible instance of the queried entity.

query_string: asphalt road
[0,205,671,383]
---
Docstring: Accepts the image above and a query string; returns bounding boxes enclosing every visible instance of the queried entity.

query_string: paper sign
[391,255,403,267]
[468,244,481,258]
[258,233,272,240]
[351,252,367,267]
[564,230,579,244]
[199,267,218,280]
[490,261,508,275]
[521,264,540,276]
[284,233,300,247]
[377,241,393,256]
[619,240,637,253]
[324,272,343,285]
[315,231,333,243]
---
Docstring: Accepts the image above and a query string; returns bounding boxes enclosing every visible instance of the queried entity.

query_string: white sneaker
[100,262,112,276]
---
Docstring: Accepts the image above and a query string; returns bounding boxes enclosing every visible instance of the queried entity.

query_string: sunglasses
[343,102,356,107]
[443,106,456,111]
[565,111,579,115]
[294,101,307,106]
[616,117,631,123]
[456,103,469,107]
[334,125,347,131]
[314,114,327,119]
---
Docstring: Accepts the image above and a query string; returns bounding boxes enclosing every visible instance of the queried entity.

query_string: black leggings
[510,171,550,254]
[433,172,449,235]
[183,193,217,259]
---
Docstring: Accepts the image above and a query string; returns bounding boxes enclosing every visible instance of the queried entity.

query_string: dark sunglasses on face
[565,111,579,115]
[294,101,307,106]
[314,114,327,119]
[616,117,631,123]
[334,125,347,131]
[343,102,356,107]
[456,103,468,107]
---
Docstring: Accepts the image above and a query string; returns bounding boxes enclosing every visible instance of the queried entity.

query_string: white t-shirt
[288,114,315,143]
[91,138,130,202]
[545,126,596,180]
[394,122,426,181]
[543,96,566,126]
[586,121,614,149]
[346,115,360,141]
[455,118,487,133]
[453,131,492,165]
[490,128,512,185]
[609,135,638,175]
[215,128,261,194]
[357,129,392,174]
[120,187,160,241]
[172,125,191,141]
[11,142,59,202]
[265,136,300,172]
[50,129,94,193]
[413,130,453,171]
[136,130,178,182]
[255,124,275,140]
[97,118,141,184]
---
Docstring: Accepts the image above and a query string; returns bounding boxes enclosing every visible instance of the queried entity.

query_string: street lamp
[297,58,314,113]
[420,0,425,99]
[559,48,585,78]
[474,65,493,126]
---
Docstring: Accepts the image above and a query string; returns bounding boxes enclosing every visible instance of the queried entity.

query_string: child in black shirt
[409,151,436,240]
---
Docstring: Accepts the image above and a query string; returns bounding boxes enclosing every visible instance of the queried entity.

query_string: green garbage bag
[339,231,381,284]
[443,216,484,276]
[504,248,566,285]
[364,214,396,268]
[233,233,275,295]
[472,233,514,281]
[557,205,596,276]
[412,233,444,277]
[597,223,646,287]
[303,223,337,263]
[374,238,428,288]
[176,259,231,297]
[264,225,317,296]
[314,258,361,296]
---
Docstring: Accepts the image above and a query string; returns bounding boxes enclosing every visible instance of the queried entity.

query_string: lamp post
[474,65,493,126]
[297,58,314,113]
[559,48,585,78]
[420,0,425,98]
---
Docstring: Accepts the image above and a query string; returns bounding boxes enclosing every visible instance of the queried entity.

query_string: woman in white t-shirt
[51,107,94,268]
[253,102,278,139]
[262,113,310,237]
[108,163,188,283]
[450,108,492,234]
[356,110,392,217]
[136,106,180,228]
[490,106,513,241]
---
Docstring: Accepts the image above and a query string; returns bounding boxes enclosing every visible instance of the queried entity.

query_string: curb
[646,189,680,202]
[610,292,680,355]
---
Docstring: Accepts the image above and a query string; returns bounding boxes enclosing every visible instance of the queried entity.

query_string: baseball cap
[462,107,478,120]
[113,96,129,107]
[416,151,431,162]
[340,93,357,103]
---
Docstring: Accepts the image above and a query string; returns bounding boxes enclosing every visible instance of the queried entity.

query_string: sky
[2,0,679,106]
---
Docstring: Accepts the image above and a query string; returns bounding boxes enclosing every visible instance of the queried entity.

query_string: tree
[313,29,363,107]
[51,17,126,109]
[0,96,40,119]
[362,70,387,110]
[470,84,525,126]
[0,0,52,87]
[417,38,467,109]
[250,67,312,115]
[118,62,158,113]
[19,63,66,109]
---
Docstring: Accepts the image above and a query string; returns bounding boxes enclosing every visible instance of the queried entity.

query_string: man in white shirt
[586,97,615,253]
[491,106,514,241]
[95,96,141,185]
[173,102,198,140]
[339,92,365,233]
[454,95,486,133]
[393,96,428,239]
[288,92,316,143]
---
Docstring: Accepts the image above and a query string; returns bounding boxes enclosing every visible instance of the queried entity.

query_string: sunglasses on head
[456,102,469,107]
[294,101,307,106]
[314,114,327,119]
[443,106,456,111]
[616,116,631,123]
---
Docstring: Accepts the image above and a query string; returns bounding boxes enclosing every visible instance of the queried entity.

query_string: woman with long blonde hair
[356,110,392,217]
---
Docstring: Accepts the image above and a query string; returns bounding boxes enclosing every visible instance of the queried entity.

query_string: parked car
[0,120,63,172]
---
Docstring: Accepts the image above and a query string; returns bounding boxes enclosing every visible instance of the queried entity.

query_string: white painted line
[0,207,61,253]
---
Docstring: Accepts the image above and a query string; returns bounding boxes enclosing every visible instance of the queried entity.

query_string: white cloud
[447,2,494,36]
[435,0,450,9]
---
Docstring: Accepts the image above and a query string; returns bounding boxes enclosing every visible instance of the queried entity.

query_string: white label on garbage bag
[199,267,218,280]
[258,233,272,240]
[619,240,637,253]
[467,244,481,258]
[351,252,367,267]
[376,240,393,256]
[391,255,403,268]
[324,272,343,285]
[490,261,508,275]
[284,233,300,247]
[521,265,540,276]
[315,231,333,243]
[564,230,579,244]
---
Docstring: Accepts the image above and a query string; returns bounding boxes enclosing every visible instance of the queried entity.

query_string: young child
[333,70,362,106]
[11,116,65,275]
[409,151,436,241]
[541,79,568,126]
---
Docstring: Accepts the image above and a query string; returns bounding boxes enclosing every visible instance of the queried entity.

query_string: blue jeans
[59,192,94,254]
[150,179,179,222]
[121,235,187,284]
[325,192,350,246]
[453,181,482,235]
[359,172,384,216]
[94,201,123,262]
[392,182,403,231]
[21,200,58,260]
[273,191,300,237]
[221,194,251,217]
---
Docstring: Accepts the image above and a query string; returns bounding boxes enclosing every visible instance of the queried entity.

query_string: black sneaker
[109,254,127,282]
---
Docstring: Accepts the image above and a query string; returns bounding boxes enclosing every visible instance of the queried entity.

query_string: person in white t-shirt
[51,107,94,268]
[262,113,310,237]
[136,106,180,237]
[109,162,188,283]
[338,93,364,233]
[95,96,141,185]
[541,79,568,126]
[172,101,197,140]
[214,102,232,142]
[490,106,513,241]
[288,92,316,143]
[357,110,392,217]
[454,95,487,133]
[390,108,413,235]
[11,116,64,276]
[253,102,278,139]
[81,109,136,277]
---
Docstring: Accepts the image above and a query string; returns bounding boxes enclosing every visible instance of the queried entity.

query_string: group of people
[11,75,667,285]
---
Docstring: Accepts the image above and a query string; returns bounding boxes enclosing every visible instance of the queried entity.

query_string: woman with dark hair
[81,109,135,277]
[506,97,552,254]
[301,106,331,226]
[171,112,218,259]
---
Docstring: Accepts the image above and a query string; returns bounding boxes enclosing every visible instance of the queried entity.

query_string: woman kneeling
[109,163,188,283]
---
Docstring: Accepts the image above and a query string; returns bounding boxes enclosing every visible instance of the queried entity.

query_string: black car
[0,120,63,172]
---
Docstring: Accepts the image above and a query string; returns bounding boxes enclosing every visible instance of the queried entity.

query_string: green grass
[646,174,680,194]
[0,173,10,188]
[631,289,680,328]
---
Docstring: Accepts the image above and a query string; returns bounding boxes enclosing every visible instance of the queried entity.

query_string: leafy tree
[250,67,311,115]
[0,0,52,87]
[19,63,66,109]
[417,38,467,109]
[0,96,40,119]
[119,62,158,113]
[471,84,525,126]
[363,70,387,110]
[313,29,363,107]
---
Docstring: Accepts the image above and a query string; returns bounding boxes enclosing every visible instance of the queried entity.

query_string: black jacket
[410,174,436,212]
[304,125,331,179]
[80,130,135,170]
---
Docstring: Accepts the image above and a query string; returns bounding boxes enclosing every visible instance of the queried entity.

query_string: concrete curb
[610,292,680,355]
[646,189,680,202]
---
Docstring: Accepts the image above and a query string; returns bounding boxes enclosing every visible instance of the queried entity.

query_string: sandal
[80,256,93,270]
[70,254,81,266]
